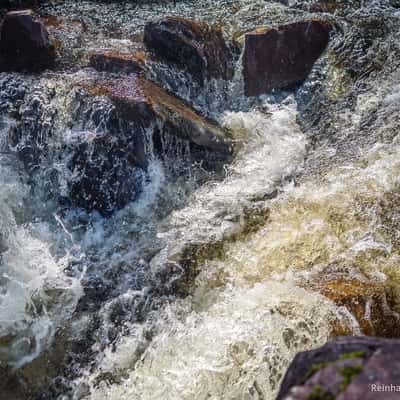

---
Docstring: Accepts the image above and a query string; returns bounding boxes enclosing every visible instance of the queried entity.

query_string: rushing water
[1,0,400,399]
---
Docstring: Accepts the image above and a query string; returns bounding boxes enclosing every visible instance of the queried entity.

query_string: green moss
[306,385,335,400]
[337,351,367,361]
[338,365,363,391]
[302,351,366,383]
[302,361,331,383]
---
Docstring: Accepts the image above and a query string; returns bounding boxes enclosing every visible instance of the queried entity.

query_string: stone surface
[337,351,400,400]
[286,358,364,399]
[242,20,332,96]
[89,51,145,74]
[303,271,400,337]
[94,75,234,157]
[66,130,144,216]
[0,10,56,72]
[144,16,234,83]
[69,75,234,214]
[278,337,400,400]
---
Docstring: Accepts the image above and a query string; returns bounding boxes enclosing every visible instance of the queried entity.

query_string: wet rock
[89,75,234,158]
[9,83,57,171]
[242,20,332,96]
[89,51,145,74]
[333,15,390,79]
[304,272,400,337]
[0,10,56,72]
[278,336,400,400]
[144,17,234,84]
[66,130,145,216]
[69,75,233,214]
[0,74,32,114]
[42,16,85,67]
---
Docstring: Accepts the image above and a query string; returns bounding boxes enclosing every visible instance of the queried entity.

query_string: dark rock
[66,130,145,216]
[278,336,400,400]
[9,83,57,171]
[1,0,40,8]
[69,75,233,215]
[242,20,332,96]
[90,75,234,157]
[144,17,234,84]
[0,10,56,72]
[333,15,390,80]
[89,51,145,74]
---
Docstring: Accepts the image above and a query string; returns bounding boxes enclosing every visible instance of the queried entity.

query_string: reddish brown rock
[89,51,145,74]
[94,75,234,156]
[303,271,400,338]
[143,17,234,84]
[242,20,332,96]
[0,10,56,72]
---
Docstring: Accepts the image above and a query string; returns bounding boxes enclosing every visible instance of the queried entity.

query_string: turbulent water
[1,0,400,399]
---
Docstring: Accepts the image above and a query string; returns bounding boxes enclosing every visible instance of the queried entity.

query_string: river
[0,0,400,399]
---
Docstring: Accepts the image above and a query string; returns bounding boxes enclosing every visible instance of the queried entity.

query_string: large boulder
[92,75,234,158]
[144,17,234,84]
[69,74,233,214]
[278,336,400,400]
[242,20,332,96]
[0,10,56,72]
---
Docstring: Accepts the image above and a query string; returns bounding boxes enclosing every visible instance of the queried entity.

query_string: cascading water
[0,124,82,370]
[1,0,400,399]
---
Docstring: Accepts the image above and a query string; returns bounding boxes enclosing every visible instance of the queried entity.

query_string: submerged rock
[0,10,56,72]
[144,17,234,84]
[67,130,145,216]
[242,20,332,96]
[278,336,400,400]
[89,51,146,74]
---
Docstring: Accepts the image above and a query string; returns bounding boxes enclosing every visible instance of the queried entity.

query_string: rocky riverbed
[0,0,400,399]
